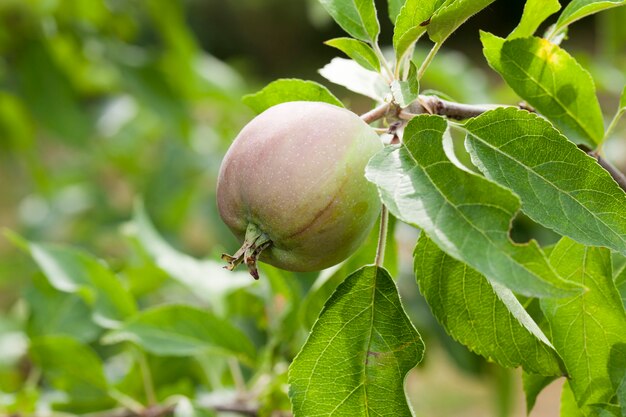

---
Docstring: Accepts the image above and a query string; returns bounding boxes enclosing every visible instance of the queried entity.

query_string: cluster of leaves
[243,0,626,416]
[2,0,626,417]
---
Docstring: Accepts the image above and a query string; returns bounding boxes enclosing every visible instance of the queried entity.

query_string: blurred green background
[0,0,625,416]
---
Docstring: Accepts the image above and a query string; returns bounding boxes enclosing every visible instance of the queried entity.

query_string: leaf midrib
[397,143,554,290]
[362,271,377,417]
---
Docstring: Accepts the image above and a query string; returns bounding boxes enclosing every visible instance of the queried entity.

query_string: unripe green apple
[217,101,382,278]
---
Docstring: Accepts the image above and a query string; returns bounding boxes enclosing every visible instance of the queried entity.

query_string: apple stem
[222,223,272,279]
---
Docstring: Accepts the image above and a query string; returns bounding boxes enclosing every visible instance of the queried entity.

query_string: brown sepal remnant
[222,223,272,280]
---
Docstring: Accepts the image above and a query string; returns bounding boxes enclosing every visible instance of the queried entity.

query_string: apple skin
[217,101,382,274]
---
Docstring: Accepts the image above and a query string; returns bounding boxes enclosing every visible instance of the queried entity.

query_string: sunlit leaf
[541,238,626,413]
[428,0,496,43]
[102,304,256,365]
[318,0,380,42]
[393,0,440,63]
[509,0,561,39]
[325,38,380,72]
[365,114,579,298]
[289,266,423,416]
[481,33,604,146]
[464,107,626,256]
[319,58,389,101]
[415,234,565,375]
[555,0,626,34]
[242,79,344,114]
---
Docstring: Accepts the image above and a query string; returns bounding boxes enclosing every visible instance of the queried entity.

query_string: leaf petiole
[417,41,442,80]
[375,205,389,267]
[603,107,625,143]
[372,42,394,82]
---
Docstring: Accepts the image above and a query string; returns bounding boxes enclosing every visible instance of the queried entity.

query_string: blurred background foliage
[0,0,625,416]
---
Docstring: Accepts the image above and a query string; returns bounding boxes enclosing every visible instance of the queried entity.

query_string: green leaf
[102,304,256,365]
[289,266,423,416]
[24,274,100,343]
[509,0,561,39]
[388,0,406,22]
[318,0,380,42]
[428,0,496,43]
[555,0,626,33]
[620,85,626,111]
[561,382,585,417]
[523,372,558,413]
[242,79,344,114]
[464,107,626,256]
[325,38,380,72]
[131,201,255,310]
[393,0,440,63]
[414,234,564,376]
[30,336,114,410]
[480,31,506,69]
[481,33,604,146]
[319,58,389,101]
[391,62,419,107]
[541,238,626,412]
[22,240,136,327]
[365,114,579,298]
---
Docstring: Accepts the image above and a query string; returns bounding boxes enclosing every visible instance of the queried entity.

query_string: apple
[217,101,382,278]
